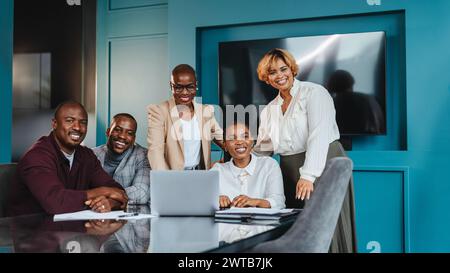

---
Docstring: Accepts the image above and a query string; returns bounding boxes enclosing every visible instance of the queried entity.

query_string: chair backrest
[249,157,353,253]
[0,163,17,218]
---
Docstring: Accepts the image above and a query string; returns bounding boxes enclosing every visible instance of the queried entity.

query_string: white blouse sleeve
[300,86,337,183]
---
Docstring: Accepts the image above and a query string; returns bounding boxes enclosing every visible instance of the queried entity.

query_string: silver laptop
[150,170,219,216]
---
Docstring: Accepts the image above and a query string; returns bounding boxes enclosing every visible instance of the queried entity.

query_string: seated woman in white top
[211,122,285,210]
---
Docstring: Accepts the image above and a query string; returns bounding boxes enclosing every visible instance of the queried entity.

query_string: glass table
[0,206,297,253]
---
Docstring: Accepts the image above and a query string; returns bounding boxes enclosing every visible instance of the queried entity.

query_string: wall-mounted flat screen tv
[219,31,386,136]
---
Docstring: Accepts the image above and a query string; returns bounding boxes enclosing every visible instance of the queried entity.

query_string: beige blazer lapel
[168,97,184,154]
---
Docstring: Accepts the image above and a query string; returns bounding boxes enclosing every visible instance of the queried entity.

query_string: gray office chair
[0,163,17,218]
[249,157,353,253]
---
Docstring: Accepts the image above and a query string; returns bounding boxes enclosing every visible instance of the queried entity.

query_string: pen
[117,212,139,218]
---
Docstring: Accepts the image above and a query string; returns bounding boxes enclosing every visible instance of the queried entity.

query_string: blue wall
[96,0,169,146]
[0,0,13,163]
[168,0,450,252]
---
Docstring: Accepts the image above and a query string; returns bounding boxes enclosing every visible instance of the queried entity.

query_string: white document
[215,207,293,215]
[53,210,155,222]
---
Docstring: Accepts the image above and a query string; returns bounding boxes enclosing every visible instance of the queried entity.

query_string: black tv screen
[218,31,386,136]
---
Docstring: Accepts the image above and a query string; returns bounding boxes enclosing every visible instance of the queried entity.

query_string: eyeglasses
[170,82,197,93]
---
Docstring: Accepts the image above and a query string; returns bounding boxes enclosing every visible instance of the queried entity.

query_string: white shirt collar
[275,78,301,104]
[229,153,258,178]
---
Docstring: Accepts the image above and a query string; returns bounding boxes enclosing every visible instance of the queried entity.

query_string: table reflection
[101,205,151,253]
[0,205,285,253]
[148,217,276,253]
[218,223,273,244]
[8,214,119,253]
[149,217,219,253]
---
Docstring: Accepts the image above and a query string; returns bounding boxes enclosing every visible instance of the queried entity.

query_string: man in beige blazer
[147,64,224,170]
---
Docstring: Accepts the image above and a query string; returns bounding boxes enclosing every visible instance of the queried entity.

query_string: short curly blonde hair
[256,48,299,82]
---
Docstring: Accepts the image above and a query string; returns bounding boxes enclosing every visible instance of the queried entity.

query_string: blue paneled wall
[96,0,169,146]
[168,0,450,252]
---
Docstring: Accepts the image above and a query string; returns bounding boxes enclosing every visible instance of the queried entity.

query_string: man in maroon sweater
[7,101,128,216]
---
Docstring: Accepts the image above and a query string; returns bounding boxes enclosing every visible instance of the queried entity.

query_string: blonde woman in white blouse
[253,48,356,253]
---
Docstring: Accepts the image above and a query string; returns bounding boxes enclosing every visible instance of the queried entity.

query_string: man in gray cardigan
[92,113,150,205]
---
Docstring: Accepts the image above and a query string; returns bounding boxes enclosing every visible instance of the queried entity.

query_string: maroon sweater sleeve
[19,149,88,215]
